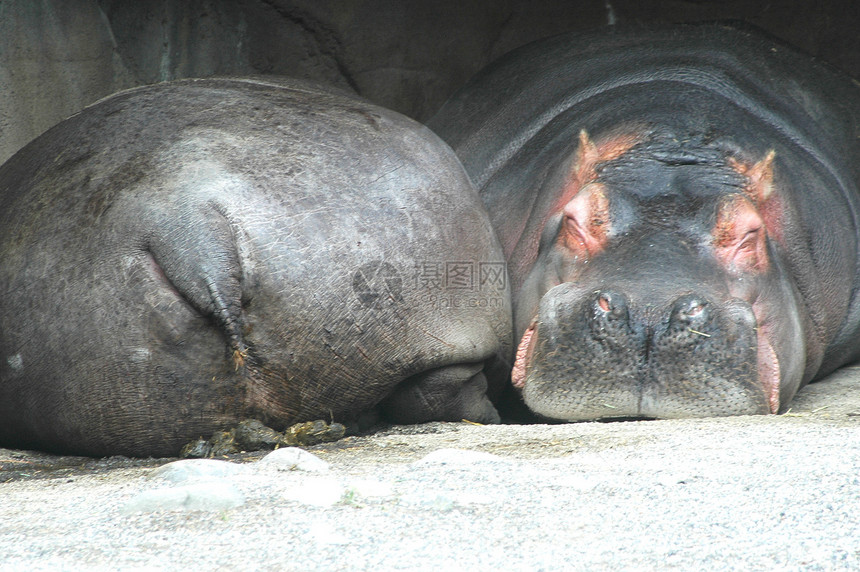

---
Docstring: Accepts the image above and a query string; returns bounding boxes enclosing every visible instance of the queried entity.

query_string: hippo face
[512,130,806,420]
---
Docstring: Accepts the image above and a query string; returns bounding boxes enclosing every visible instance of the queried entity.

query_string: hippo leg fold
[379,362,501,424]
[145,202,247,365]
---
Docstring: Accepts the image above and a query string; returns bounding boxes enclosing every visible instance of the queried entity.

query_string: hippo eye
[563,215,588,247]
[559,184,611,259]
[737,228,762,262]
[712,195,769,274]
[740,228,761,246]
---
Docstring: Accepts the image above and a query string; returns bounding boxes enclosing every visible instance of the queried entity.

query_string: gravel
[2,367,860,571]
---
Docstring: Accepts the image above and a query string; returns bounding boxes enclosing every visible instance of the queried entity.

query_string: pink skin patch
[754,315,781,413]
[718,152,783,411]
[552,130,641,214]
[713,195,769,275]
[728,150,786,248]
[512,320,537,389]
[561,183,610,260]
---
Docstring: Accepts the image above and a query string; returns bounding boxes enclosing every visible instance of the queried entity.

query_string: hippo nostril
[672,295,710,326]
[598,293,612,312]
[683,303,706,319]
[594,290,628,320]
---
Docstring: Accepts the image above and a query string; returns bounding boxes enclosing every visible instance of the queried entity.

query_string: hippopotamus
[0,77,512,457]
[428,24,860,421]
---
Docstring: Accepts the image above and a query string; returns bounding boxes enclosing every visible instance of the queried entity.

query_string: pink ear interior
[554,130,641,211]
[511,129,639,282]
[716,149,783,271]
[731,150,776,205]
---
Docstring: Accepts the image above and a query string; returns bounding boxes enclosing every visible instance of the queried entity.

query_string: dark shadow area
[2,0,858,162]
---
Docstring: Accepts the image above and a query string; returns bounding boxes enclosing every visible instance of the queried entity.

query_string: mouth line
[511,317,538,389]
[755,323,781,414]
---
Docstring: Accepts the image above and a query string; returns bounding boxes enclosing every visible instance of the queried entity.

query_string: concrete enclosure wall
[2,0,859,164]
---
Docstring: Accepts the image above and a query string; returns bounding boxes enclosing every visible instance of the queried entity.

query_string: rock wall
[2,0,858,163]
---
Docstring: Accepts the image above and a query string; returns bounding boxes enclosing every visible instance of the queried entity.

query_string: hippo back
[0,78,512,456]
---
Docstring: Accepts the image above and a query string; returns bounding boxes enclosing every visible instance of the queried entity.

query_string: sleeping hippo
[429,24,860,420]
[0,78,511,456]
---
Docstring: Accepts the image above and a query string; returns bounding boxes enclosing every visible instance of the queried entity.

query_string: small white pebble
[283,478,344,507]
[256,447,330,473]
[121,482,245,513]
[148,459,249,482]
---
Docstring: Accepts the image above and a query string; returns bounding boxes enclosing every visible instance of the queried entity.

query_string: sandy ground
[2,367,860,571]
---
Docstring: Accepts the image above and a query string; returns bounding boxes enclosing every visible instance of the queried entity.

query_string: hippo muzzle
[514,282,779,420]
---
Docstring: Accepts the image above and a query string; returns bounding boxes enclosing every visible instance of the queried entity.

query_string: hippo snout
[517,284,771,421]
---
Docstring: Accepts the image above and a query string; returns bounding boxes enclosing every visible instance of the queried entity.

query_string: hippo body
[429,24,860,420]
[0,78,511,456]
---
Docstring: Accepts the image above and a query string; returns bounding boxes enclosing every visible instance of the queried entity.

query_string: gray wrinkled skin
[430,24,860,420]
[0,78,512,457]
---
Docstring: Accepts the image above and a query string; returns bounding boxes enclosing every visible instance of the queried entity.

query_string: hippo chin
[429,24,860,420]
[0,78,511,457]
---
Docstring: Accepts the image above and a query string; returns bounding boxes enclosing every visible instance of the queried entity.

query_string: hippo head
[511,129,806,420]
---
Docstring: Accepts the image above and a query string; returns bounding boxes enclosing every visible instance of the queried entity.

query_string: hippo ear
[729,150,776,206]
[552,130,639,259]
[572,130,601,185]
[562,130,638,199]
[726,149,785,249]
